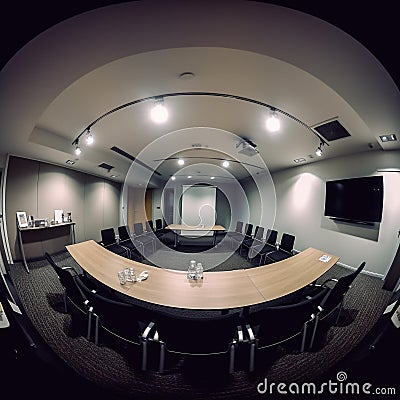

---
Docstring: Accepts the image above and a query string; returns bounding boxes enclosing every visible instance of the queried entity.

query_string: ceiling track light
[74,141,82,156]
[315,142,324,157]
[266,108,280,132]
[72,91,328,157]
[150,97,168,123]
[85,128,94,145]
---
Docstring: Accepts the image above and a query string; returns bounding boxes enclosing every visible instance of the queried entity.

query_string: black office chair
[241,226,264,257]
[75,275,158,371]
[243,286,329,372]
[117,225,142,261]
[153,218,166,240]
[222,221,243,242]
[100,227,129,258]
[133,222,156,255]
[308,261,366,348]
[44,252,93,339]
[264,233,295,263]
[231,223,253,250]
[155,312,244,374]
[249,228,278,265]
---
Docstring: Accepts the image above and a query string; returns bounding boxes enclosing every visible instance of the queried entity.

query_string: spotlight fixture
[222,160,230,168]
[85,129,94,145]
[315,142,324,157]
[187,175,192,179]
[74,142,82,156]
[150,97,168,123]
[266,108,280,132]
[171,176,176,181]
[178,158,185,166]
[210,176,215,180]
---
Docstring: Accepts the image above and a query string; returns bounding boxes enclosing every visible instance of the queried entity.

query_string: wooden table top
[166,224,226,231]
[66,240,339,310]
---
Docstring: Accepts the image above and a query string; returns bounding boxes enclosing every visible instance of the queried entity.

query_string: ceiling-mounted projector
[236,138,259,156]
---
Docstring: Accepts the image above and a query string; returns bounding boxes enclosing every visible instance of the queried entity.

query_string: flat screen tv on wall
[324,176,384,223]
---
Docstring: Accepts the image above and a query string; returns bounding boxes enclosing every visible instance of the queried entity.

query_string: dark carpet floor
[7,247,392,400]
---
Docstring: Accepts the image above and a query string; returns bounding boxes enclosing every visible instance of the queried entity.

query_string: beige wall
[5,156,121,261]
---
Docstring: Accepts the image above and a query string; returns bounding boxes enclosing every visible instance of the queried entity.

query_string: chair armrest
[237,325,244,343]
[142,321,158,342]
[321,278,338,287]
[245,323,255,342]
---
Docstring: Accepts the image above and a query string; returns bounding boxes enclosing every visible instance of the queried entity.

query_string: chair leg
[229,344,235,373]
[87,310,92,341]
[159,343,165,373]
[300,323,308,353]
[141,341,147,371]
[94,315,99,345]
[249,342,256,372]
[309,315,320,350]
[63,291,68,313]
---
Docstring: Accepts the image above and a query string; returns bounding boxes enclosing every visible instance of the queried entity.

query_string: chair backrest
[118,225,131,242]
[235,221,243,233]
[247,286,329,345]
[244,223,253,237]
[155,218,163,230]
[74,275,148,343]
[133,222,144,236]
[321,261,366,314]
[253,226,264,241]
[101,228,117,246]
[265,229,278,246]
[155,311,241,354]
[280,233,295,252]
[44,252,86,310]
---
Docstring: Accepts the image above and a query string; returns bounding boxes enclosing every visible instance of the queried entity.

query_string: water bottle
[187,260,196,280]
[196,262,203,280]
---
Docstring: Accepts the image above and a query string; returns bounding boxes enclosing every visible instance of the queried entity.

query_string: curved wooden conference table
[66,240,339,310]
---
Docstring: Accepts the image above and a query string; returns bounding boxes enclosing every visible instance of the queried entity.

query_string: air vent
[110,146,161,176]
[313,119,351,142]
[98,162,114,172]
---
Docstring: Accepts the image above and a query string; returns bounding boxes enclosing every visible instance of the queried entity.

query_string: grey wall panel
[37,162,67,221]
[84,175,105,243]
[6,157,39,260]
[64,168,85,243]
[5,156,122,261]
[103,180,121,230]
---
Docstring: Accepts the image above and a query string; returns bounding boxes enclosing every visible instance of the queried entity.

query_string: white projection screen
[181,185,216,236]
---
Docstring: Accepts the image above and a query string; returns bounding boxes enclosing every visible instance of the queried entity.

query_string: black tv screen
[324,176,383,223]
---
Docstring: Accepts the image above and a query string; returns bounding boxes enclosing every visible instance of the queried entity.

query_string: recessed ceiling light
[294,158,306,163]
[222,160,229,168]
[178,158,185,166]
[179,71,195,80]
[210,176,215,180]
[188,175,192,179]
[171,176,176,181]
[379,134,397,142]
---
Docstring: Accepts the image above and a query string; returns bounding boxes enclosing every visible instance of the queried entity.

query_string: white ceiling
[1,1,399,187]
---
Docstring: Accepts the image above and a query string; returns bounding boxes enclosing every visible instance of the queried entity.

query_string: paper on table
[319,255,332,263]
